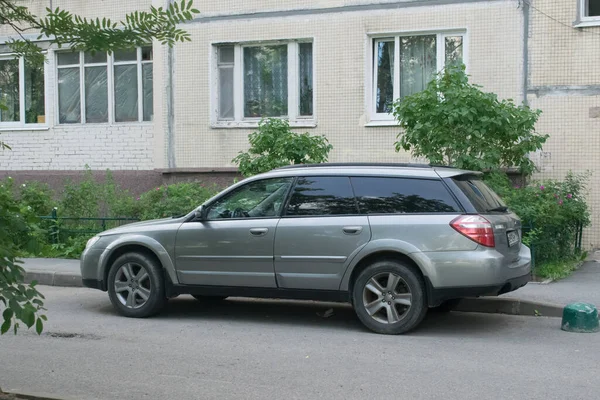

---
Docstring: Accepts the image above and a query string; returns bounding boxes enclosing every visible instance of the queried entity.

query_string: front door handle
[343,226,363,235]
[249,228,269,236]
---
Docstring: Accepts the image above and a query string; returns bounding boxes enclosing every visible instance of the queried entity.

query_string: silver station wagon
[80,163,531,334]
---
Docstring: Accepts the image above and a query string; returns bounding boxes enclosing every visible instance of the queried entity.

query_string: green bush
[233,118,333,177]
[136,182,219,220]
[18,181,56,216]
[485,171,590,266]
[393,65,547,175]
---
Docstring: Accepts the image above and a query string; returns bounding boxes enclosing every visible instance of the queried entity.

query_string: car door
[274,176,371,290]
[175,177,294,288]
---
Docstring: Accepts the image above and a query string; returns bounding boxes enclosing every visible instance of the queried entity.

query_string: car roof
[255,163,480,180]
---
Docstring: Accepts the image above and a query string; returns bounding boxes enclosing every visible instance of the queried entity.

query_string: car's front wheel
[107,252,167,318]
[352,260,427,334]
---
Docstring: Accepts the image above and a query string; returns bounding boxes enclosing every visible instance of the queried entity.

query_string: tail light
[450,215,495,247]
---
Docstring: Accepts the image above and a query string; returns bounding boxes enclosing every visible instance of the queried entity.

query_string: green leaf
[1,319,10,335]
[36,318,43,335]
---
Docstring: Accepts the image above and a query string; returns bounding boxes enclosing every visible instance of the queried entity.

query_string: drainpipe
[166,0,176,169]
[521,0,530,107]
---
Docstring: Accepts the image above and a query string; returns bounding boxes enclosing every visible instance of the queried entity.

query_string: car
[80,163,531,334]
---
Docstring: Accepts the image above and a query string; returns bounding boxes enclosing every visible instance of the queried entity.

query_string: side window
[207,177,293,220]
[351,177,460,214]
[285,176,358,216]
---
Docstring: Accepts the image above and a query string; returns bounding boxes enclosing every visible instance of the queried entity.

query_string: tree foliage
[233,118,333,177]
[393,65,547,175]
[0,0,199,334]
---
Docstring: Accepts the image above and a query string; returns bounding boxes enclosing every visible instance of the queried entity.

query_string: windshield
[452,176,507,213]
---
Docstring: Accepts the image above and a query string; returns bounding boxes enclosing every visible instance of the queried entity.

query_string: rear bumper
[426,272,531,307]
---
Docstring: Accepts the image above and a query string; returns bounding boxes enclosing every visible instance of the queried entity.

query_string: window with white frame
[0,56,45,127]
[371,32,466,121]
[577,0,600,25]
[214,40,314,126]
[56,47,153,124]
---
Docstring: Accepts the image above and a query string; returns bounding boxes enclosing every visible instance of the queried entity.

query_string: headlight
[86,236,100,249]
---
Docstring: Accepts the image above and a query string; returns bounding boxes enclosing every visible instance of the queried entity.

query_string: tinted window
[451,176,506,213]
[207,178,293,219]
[351,177,460,214]
[285,176,358,216]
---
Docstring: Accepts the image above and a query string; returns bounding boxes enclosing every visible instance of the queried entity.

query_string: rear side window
[285,176,358,216]
[351,177,461,214]
[451,176,506,213]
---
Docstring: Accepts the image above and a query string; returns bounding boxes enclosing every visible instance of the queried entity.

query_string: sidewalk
[20,258,82,287]
[502,260,600,307]
[17,257,600,317]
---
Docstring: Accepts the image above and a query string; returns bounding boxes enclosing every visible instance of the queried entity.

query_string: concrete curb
[23,270,82,288]
[454,297,564,318]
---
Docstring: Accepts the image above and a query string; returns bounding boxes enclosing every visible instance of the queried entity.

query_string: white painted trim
[211,120,316,129]
[0,126,50,132]
[366,29,468,124]
[364,120,398,127]
[0,54,49,128]
[137,47,144,122]
[211,39,316,128]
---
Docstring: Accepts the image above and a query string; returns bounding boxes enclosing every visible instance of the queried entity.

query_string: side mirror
[194,205,207,221]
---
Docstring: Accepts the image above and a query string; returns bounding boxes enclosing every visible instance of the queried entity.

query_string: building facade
[0,0,598,246]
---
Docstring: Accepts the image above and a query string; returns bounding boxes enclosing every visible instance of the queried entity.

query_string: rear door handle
[343,226,363,235]
[249,228,269,236]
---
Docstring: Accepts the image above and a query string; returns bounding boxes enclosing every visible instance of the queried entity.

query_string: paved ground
[504,261,600,306]
[1,286,600,400]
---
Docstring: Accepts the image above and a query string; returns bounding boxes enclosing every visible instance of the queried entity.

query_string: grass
[534,253,587,281]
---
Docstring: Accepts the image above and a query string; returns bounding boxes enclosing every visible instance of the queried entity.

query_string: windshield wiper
[486,206,508,213]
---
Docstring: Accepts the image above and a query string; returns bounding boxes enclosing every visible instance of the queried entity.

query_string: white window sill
[365,120,398,127]
[211,120,317,129]
[0,125,49,132]
[55,122,153,127]
[573,19,600,28]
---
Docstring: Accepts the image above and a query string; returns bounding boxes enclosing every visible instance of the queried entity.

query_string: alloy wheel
[362,272,412,324]
[114,263,152,309]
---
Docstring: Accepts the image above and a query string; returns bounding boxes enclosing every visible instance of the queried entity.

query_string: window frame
[366,30,468,126]
[282,175,360,218]
[575,0,600,27]
[204,177,296,221]
[0,53,48,130]
[349,176,464,215]
[54,47,152,125]
[211,39,317,129]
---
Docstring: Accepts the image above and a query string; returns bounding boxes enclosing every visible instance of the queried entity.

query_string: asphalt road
[1,286,599,400]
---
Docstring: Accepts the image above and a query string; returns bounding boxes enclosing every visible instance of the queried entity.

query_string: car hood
[99,216,188,236]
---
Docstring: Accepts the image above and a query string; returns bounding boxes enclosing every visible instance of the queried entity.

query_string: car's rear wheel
[352,260,427,334]
[107,252,167,318]
[192,295,228,302]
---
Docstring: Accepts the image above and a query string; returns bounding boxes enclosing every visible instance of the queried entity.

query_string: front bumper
[80,247,107,291]
[426,272,531,307]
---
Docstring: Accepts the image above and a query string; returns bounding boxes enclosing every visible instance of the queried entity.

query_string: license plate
[507,231,520,247]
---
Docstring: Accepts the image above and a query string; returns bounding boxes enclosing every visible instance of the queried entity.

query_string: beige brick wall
[171,0,524,169]
[527,0,600,248]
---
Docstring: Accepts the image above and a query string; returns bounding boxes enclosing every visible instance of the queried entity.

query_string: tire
[352,259,427,335]
[107,252,167,318]
[192,295,228,302]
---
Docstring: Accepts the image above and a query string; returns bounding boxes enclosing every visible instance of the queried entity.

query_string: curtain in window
[58,68,81,123]
[399,35,436,99]
[0,59,20,122]
[375,41,394,113]
[142,64,153,121]
[299,43,313,116]
[114,65,138,122]
[85,66,108,123]
[243,45,288,118]
[24,60,45,124]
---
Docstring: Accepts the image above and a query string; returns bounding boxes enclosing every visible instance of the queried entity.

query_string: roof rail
[275,162,454,170]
